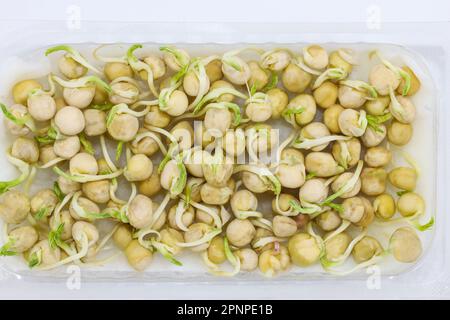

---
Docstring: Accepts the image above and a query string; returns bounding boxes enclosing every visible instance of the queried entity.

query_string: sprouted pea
[0,151,32,195]
[160,46,190,72]
[53,74,111,93]
[260,48,292,72]
[371,51,411,96]
[45,45,101,75]
[221,49,252,85]
[127,44,158,97]
[313,68,348,89]
[1,103,36,133]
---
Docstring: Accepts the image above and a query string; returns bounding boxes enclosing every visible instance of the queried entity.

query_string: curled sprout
[38,157,65,170]
[253,236,286,250]
[126,44,158,97]
[251,217,273,231]
[158,65,189,112]
[110,76,143,100]
[323,228,367,268]
[131,99,160,110]
[375,200,434,232]
[234,210,263,220]
[183,178,205,207]
[93,44,128,63]
[174,200,191,231]
[136,229,160,246]
[171,154,188,198]
[388,86,409,123]
[262,72,278,92]
[187,57,214,109]
[322,227,364,268]
[160,46,190,71]
[176,227,221,248]
[272,197,297,217]
[324,202,344,214]
[374,51,411,95]
[151,240,183,266]
[39,232,90,270]
[321,160,364,204]
[53,166,123,183]
[291,135,350,150]
[273,130,297,166]
[323,220,351,243]
[293,56,322,76]
[260,48,293,71]
[0,151,31,194]
[401,151,421,177]
[52,75,111,93]
[313,68,348,89]
[245,91,269,107]
[28,74,56,97]
[45,45,101,74]
[100,135,118,172]
[193,87,247,114]
[146,125,179,147]
[35,125,60,145]
[71,191,111,220]
[133,131,168,155]
[233,165,281,195]
[109,178,127,205]
[347,110,369,137]
[325,254,385,276]
[202,102,242,126]
[51,191,74,229]
[180,194,222,229]
[108,181,135,223]
[203,237,240,277]
[340,80,378,99]
[158,143,178,174]
[338,48,358,65]
[1,103,36,132]
[221,49,246,72]
[288,200,322,215]
[282,106,304,117]
[411,217,435,232]
[306,222,325,259]
[106,103,149,128]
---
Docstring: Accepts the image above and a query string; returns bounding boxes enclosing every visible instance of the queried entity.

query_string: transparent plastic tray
[0,21,448,293]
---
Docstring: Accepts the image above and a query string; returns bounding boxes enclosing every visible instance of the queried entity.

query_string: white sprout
[53,166,123,183]
[46,45,101,74]
[292,56,322,76]
[321,160,364,205]
[313,68,348,89]
[291,135,350,150]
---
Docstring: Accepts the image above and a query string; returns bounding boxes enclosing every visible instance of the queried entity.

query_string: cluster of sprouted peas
[0,44,433,277]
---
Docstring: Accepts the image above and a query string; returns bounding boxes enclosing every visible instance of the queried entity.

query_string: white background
[0,0,449,300]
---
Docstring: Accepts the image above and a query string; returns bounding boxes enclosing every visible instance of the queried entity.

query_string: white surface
[0,0,450,300]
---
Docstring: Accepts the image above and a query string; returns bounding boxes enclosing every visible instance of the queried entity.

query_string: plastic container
[0,21,448,295]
